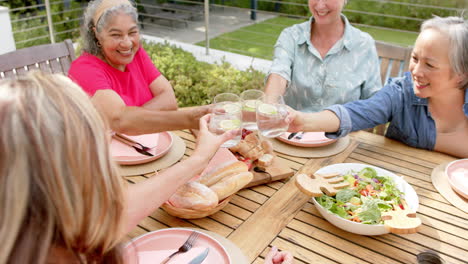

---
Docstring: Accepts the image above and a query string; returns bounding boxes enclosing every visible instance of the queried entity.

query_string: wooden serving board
[190,129,294,188]
[246,156,294,188]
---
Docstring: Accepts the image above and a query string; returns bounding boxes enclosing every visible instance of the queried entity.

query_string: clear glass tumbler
[256,94,288,138]
[209,93,242,147]
[240,89,264,131]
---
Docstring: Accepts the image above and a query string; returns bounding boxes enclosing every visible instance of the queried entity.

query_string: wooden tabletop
[125,130,468,264]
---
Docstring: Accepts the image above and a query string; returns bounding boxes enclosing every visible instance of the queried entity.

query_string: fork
[114,133,151,151]
[294,132,305,140]
[160,231,199,264]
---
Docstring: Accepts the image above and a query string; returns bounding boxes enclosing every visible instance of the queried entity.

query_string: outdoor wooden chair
[376,40,412,86]
[369,41,413,135]
[0,39,76,79]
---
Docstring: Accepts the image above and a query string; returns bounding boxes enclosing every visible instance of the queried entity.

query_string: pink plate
[110,132,173,165]
[124,228,231,264]
[445,159,468,199]
[277,132,337,147]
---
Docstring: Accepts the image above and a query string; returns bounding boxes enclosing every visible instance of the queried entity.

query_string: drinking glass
[256,94,288,138]
[209,93,242,147]
[240,89,264,131]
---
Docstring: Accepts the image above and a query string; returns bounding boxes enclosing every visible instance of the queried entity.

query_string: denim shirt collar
[407,72,468,117]
[298,14,355,51]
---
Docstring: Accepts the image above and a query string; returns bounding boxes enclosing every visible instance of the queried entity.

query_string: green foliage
[2,0,83,49]
[142,41,265,107]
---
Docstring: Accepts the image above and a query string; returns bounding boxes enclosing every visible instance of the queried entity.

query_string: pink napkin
[191,148,238,181]
[137,246,207,263]
[111,133,160,158]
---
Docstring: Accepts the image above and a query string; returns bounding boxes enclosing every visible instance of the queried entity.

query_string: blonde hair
[0,71,125,263]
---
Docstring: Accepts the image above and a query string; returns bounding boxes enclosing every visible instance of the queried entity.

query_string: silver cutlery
[294,131,305,140]
[287,132,298,140]
[160,231,199,264]
[112,133,154,157]
[188,247,209,264]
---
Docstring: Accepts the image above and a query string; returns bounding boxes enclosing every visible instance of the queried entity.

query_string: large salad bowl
[312,163,419,236]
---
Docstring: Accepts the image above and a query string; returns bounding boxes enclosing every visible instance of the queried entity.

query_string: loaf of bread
[197,161,248,186]
[210,171,253,200]
[168,181,219,210]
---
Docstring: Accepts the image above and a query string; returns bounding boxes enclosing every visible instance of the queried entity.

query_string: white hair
[421,16,468,89]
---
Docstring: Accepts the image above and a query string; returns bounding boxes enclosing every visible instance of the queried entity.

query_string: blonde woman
[0,71,234,263]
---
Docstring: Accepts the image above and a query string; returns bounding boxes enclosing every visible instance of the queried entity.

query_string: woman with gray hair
[69,0,207,135]
[286,16,468,158]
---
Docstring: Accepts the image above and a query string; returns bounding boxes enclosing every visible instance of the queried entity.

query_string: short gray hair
[421,16,468,90]
[81,0,138,56]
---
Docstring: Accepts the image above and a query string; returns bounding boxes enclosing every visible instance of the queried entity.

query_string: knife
[111,134,154,157]
[287,132,298,140]
[188,248,209,264]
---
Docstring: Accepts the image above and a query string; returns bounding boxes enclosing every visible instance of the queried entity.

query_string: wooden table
[126,130,468,264]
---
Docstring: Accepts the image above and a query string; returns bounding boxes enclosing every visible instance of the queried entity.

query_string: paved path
[140,6,276,44]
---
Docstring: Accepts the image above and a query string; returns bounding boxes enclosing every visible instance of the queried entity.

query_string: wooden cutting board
[190,129,294,187]
[246,156,294,188]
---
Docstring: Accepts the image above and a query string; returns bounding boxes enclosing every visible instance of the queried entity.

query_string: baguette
[168,181,219,210]
[197,161,248,186]
[210,171,253,200]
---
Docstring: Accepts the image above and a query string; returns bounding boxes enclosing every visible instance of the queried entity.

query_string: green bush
[142,41,265,107]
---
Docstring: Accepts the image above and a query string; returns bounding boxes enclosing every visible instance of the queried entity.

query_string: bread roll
[257,153,274,169]
[210,171,253,201]
[168,182,218,210]
[197,161,248,186]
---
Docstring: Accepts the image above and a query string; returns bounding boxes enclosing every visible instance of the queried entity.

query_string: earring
[97,41,102,47]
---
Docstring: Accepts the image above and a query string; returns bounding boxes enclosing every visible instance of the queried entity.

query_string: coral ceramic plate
[445,159,468,199]
[277,132,337,147]
[110,132,173,165]
[124,228,231,264]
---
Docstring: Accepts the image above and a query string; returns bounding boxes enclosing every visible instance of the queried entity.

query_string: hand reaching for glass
[194,114,238,157]
[208,93,243,147]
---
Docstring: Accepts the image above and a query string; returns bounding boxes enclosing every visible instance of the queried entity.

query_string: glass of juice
[209,93,242,147]
[240,89,264,131]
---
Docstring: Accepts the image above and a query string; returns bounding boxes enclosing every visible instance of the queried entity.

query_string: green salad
[315,167,404,224]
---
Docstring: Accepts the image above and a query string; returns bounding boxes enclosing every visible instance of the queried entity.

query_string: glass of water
[256,94,288,138]
[209,93,242,148]
[240,89,264,131]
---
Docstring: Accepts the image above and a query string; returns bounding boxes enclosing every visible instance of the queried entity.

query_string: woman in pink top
[69,0,206,135]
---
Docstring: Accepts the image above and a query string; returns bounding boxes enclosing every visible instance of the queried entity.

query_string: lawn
[196,17,418,60]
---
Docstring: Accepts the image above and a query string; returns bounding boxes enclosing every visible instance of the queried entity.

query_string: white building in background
[0,6,16,55]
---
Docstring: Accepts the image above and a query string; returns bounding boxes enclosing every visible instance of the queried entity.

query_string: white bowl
[312,163,419,236]
[444,159,468,199]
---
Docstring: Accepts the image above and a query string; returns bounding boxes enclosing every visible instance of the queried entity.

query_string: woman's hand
[192,114,237,159]
[285,106,304,132]
[264,246,294,264]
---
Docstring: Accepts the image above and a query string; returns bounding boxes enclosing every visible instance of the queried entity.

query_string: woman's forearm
[123,153,211,232]
[300,110,341,132]
[264,73,288,96]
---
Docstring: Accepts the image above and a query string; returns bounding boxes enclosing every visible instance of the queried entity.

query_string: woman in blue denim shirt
[287,16,468,158]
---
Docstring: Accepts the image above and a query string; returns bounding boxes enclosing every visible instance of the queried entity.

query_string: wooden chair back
[0,39,76,79]
[376,41,413,84]
[370,41,413,135]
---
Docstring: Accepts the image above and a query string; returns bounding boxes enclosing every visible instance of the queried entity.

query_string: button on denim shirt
[326,72,468,151]
[268,15,382,113]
